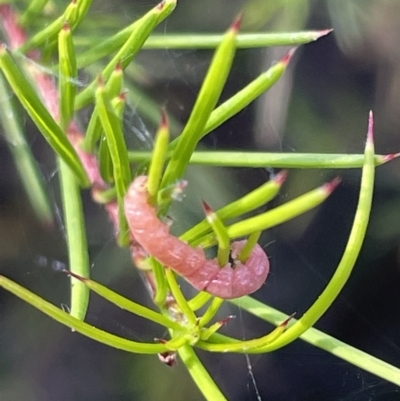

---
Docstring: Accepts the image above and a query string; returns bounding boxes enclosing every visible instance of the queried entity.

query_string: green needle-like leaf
[229,297,400,387]
[98,136,114,183]
[75,0,177,69]
[255,112,376,353]
[75,0,176,109]
[188,292,213,311]
[161,17,241,191]
[203,49,294,136]
[0,45,90,187]
[165,269,198,326]
[194,178,340,248]
[147,111,170,202]
[238,231,261,262]
[96,80,131,246]
[58,22,77,130]
[143,30,332,49]
[58,158,90,321]
[99,93,126,183]
[19,0,79,53]
[18,0,49,26]
[0,275,170,354]
[198,298,224,328]
[177,344,228,401]
[150,257,169,308]
[66,271,182,330]
[181,170,286,243]
[128,150,392,169]
[0,71,53,226]
[202,201,230,266]
[81,63,124,152]
[168,48,295,151]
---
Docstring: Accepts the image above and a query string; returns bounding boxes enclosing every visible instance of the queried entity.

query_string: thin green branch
[58,158,90,320]
[257,113,375,352]
[128,150,390,169]
[0,45,90,187]
[177,344,228,401]
[0,71,53,226]
[143,30,332,49]
[228,297,400,387]
[0,275,169,354]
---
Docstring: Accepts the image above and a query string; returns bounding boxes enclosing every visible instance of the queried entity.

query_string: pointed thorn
[156,0,166,10]
[160,108,168,129]
[381,153,400,163]
[118,90,128,101]
[115,60,123,72]
[273,169,288,185]
[279,312,296,328]
[367,110,374,143]
[63,269,87,282]
[322,177,342,195]
[97,74,104,86]
[218,315,236,326]
[201,200,213,216]
[281,48,297,65]
[314,28,334,40]
[231,13,243,33]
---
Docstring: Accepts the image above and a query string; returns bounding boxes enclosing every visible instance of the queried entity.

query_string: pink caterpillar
[124,176,270,299]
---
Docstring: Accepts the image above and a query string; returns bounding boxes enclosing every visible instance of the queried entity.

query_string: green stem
[177,344,228,401]
[58,158,90,320]
[256,114,375,352]
[128,150,389,169]
[229,297,400,387]
[0,275,168,354]
[0,71,53,226]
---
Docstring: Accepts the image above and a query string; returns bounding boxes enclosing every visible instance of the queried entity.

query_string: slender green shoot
[238,231,262,263]
[143,29,332,49]
[0,275,169,354]
[66,270,182,330]
[193,179,340,248]
[18,0,49,26]
[229,297,400,387]
[0,44,90,187]
[96,78,131,246]
[188,292,213,312]
[161,17,240,191]
[177,344,228,401]
[19,0,79,53]
[128,150,392,169]
[147,111,170,203]
[165,268,198,326]
[198,297,224,328]
[202,201,230,266]
[255,112,376,352]
[75,0,176,110]
[74,0,177,69]
[181,170,287,243]
[0,71,53,226]
[58,158,90,320]
[58,22,76,130]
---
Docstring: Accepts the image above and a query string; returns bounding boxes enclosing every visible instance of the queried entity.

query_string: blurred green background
[1,0,400,400]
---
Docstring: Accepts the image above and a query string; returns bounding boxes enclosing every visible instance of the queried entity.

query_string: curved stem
[0,275,169,354]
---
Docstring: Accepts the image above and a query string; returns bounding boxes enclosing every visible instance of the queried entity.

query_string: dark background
[1,0,400,400]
